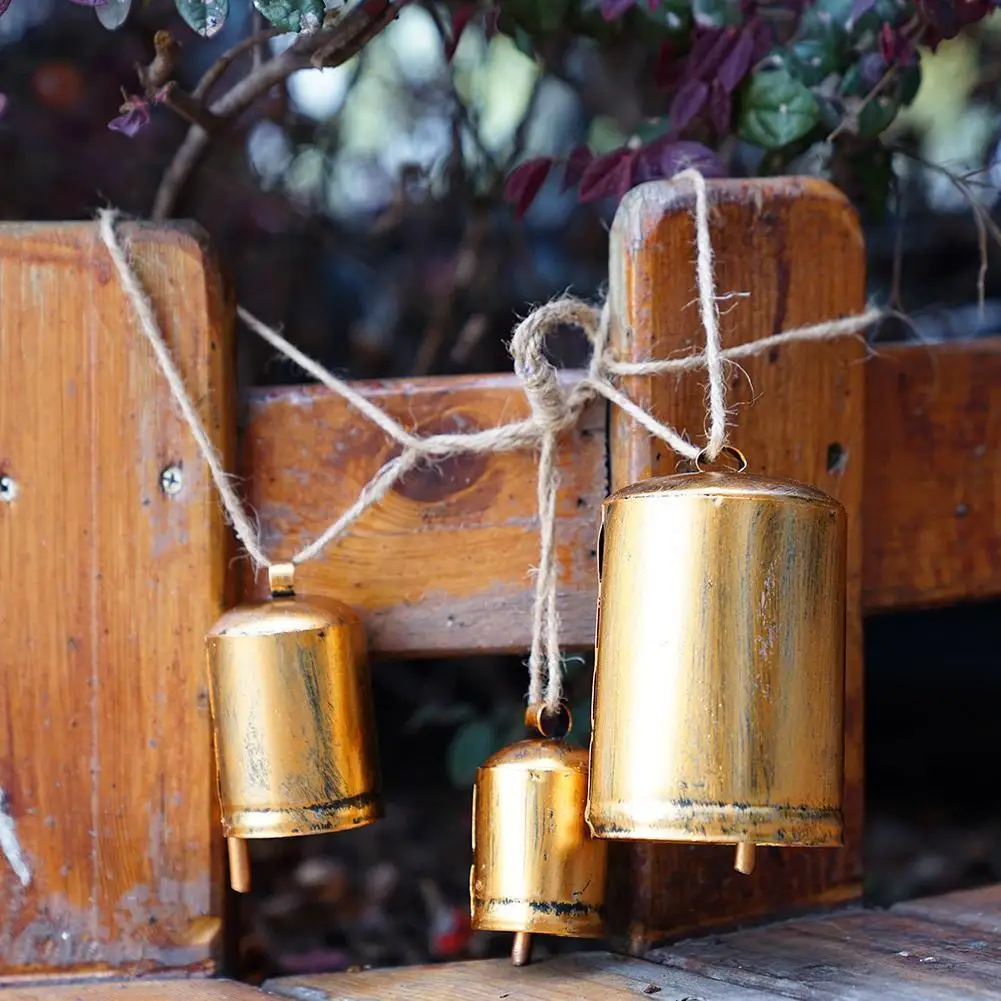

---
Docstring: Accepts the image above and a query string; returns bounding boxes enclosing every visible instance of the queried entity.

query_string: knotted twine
[97,169,883,717]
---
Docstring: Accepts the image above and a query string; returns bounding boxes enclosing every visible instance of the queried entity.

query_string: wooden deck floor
[6,884,1001,1000]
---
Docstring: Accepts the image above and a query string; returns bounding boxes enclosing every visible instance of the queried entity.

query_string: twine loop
[97,172,881,717]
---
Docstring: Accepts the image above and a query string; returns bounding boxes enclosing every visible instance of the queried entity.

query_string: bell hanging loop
[205,561,382,893]
[587,447,847,875]
[470,702,607,966]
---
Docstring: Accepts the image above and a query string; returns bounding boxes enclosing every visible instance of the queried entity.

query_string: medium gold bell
[587,447,846,874]
[470,705,608,966]
[205,563,382,892]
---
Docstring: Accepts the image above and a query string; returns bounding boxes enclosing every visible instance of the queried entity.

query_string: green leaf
[252,0,324,32]
[511,23,535,60]
[738,67,821,150]
[786,37,840,86]
[692,0,741,28]
[897,62,921,107]
[853,143,893,221]
[447,720,500,788]
[96,0,132,29]
[174,0,228,37]
[856,93,899,140]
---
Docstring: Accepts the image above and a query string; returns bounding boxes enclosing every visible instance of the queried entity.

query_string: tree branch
[151,0,402,220]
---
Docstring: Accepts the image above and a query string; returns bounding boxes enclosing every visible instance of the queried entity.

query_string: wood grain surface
[267,885,1001,1001]
[862,340,1001,613]
[605,177,868,944]
[0,223,232,977]
[241,375,606,656]
[1,981,263,1000]
[650,885,1001,1000]
[266,951,779,1000]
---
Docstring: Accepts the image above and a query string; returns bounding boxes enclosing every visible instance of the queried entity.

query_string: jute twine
[97,170,882,715]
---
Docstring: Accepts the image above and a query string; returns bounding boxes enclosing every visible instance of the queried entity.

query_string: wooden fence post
[0,223,232,979]
[606,178,867,946]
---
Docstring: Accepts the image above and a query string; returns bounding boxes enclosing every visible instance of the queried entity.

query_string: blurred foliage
[6,0,1001,218]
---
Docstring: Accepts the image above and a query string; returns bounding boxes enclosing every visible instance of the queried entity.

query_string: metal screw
[0,475,17,503]
[159,464,183,496]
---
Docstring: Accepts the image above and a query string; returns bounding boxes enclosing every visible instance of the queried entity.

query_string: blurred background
[2,0,1000,981]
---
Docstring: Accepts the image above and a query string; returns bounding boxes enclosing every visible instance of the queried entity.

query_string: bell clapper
[734,841,756,875]
[228,836,251,893]
[511,931,533,967]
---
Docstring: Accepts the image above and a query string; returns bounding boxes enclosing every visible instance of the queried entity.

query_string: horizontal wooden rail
[242,373,606,656]
[862,339,1001,613]
[243,337,1001,656]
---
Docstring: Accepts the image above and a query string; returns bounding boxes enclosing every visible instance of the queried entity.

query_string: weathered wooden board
[893,884,1001,936]
[649,887,1001,1000]
[241,375,606,656]
[862,340,1001,613]
[605,178,868,944]
[0,223,231,978]
[267,885,1001,1001]
[265,951,779,1000]
[1,981,263,1000]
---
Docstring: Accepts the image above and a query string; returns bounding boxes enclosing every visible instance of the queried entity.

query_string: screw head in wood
[160,464,183,496]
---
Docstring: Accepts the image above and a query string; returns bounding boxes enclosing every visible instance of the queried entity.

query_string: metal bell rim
[207,594,363,639]
[479,737,588,774]
[605,469,843,507]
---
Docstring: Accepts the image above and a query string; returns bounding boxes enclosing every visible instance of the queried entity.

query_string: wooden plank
[893,883,1001,936]
[241,376,606,656]
[650,903,1001,999]
[0,223,231,977]
[1,981,264,1000]
[265,951,781,1000]
[606,177,867,944]
[862,340,1001,613]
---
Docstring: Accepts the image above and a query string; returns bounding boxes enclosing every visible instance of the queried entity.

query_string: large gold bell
[587,447,846,874]
[470,706,608,965]
[205,563,382,892]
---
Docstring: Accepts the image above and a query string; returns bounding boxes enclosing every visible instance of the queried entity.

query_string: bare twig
[897,148,1001,314]
[192,25,285,101]
[151,0,402,220]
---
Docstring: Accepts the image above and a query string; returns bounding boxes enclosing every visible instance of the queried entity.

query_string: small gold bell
[205,563,382,892]
[470,704,608,966]
[587,447,846,875]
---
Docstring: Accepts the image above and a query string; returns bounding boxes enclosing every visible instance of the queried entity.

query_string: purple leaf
[668,79,709,132]
[648,138,727,180]
[718,27,754,93]
[503,157,552,219]
[688,27,736,80]
[108,96,149,137]
[578,149,635,203]
[849,0,877,21]
[709,78,732,132]
[0,0,12,15]
[600,0,636,18]
[561,145,594,191]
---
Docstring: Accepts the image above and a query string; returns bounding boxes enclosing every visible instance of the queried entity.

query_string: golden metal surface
[734,842,756,875]
[587,469,847,848]
[511,932,533,966]
[268,561,296,596]
[524,702,572,738]
[470,738,607,939]
[205,594,382,847]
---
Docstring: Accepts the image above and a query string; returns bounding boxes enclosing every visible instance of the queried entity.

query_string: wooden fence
[0,180,998,981]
